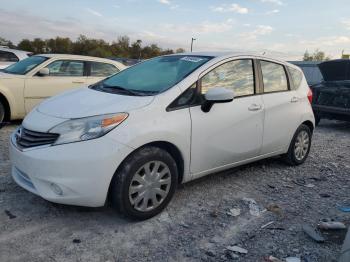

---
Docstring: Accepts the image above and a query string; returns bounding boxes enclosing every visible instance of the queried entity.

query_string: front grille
[15,127,59,149]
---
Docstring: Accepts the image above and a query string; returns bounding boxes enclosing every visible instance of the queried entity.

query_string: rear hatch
[312,60,350,110]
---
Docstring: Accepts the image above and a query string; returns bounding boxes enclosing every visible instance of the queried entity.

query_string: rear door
[190,59,264,176]
[259,60,301,154]
[24,59,87,113]
[86,61,120,86]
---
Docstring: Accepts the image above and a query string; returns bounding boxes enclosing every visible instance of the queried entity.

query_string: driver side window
[201,59,255,97]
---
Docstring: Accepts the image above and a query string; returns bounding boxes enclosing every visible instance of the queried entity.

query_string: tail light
[307,88,313,104]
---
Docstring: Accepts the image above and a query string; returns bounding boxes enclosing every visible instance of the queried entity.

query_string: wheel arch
[107,140,185,203]
[301,120,314,134]
[129,141,185,185]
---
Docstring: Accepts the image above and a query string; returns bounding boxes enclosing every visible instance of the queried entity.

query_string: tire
[0,101,5,125]
[283,124,312,166]
[110,146,178,220]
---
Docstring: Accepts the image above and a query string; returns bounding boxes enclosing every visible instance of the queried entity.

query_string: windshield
[299,65,324,85]
[4,56,48,75]
[91,55,212,95]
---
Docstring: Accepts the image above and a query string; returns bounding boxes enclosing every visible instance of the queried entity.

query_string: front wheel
[110,146,178,220]
[283,124,312,166]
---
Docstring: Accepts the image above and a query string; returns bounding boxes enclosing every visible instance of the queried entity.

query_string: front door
[190,59,264,176]
[24,59,87,113]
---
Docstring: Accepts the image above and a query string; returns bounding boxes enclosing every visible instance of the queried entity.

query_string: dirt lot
[0,120,349,262]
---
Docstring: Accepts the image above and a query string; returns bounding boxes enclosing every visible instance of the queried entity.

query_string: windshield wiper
[94,84,156,96]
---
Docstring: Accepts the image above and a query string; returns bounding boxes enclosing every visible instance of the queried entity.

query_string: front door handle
[248,104,262,111]
[72,81,85,84]
[291,96,299,103]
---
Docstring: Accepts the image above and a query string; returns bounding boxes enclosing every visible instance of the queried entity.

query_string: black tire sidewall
[111,147,178,220]
[289,125,312,165]
[0,101,5,124]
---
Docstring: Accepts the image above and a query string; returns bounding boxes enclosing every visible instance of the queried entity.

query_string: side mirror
[37,68,49,76]
[201,87,234,112]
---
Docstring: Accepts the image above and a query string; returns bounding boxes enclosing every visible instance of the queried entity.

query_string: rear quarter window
[90,62,119,77]
[0,51,19,62]
[288,67,303,90]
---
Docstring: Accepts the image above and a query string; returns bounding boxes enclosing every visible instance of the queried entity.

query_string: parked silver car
[0,47,32,69]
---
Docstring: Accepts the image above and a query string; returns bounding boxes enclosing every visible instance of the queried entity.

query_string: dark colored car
[311,59,350,124]
[289,61,323,86]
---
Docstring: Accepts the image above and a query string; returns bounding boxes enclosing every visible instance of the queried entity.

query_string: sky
[0,0,350,60]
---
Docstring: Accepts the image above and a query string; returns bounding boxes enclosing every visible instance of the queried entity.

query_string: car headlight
[50,113,128,145]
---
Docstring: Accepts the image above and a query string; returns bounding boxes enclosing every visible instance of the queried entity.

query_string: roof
[37,53,112,61]
[0,47,32,55]
[171,51,259,58]
[289,61,321,66]
[168,51,298,69]
[35,54,125,68]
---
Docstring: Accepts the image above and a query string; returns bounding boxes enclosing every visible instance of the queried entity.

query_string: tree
[175,48,186,53]
[111,36,131,58]
[9,35,183,59]
[0,37,15,48]
[46,37,73,53]
[303,49,331,61]
[17,39,34,52]
[129,39,142,59]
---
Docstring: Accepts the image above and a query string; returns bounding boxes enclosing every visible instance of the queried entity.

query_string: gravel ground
[0,120,349,262]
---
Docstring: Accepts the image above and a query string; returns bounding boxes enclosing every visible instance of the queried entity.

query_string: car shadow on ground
[317,120,350,132]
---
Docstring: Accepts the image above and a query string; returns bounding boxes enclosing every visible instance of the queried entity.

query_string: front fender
[0,79,26,120]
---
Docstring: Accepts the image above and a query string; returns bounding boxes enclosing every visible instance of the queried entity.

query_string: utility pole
[190,38,196,52]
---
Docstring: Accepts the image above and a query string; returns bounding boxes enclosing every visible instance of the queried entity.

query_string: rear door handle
[72,81,85,84]
[248,104,262,111]
[291,96,299,103]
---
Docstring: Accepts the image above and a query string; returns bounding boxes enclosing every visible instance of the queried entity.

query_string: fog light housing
[50,183,63,196]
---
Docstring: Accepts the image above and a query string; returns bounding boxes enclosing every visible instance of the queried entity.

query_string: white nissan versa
[10,53,315,220]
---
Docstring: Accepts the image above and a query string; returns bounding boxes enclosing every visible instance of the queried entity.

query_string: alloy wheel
[294,130,310,161]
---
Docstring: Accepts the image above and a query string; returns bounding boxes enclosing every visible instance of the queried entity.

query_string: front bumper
[10,133,134,207]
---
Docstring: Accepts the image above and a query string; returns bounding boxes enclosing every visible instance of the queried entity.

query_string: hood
[319,60,350,81]
[37,87,155,119]
[0,71,17,79]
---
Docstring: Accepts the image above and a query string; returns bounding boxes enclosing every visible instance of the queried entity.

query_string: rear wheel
[0,101,5,125]
[283,124,312,166]
[110,146,178,220]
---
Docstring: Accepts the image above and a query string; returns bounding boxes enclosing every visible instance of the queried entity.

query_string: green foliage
[303,49,331,61]
[0,37,15,48]
[10,35,183,59]
[175,48,186,53]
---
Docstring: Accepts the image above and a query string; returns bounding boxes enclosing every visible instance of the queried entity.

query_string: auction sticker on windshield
[180,57,204,63]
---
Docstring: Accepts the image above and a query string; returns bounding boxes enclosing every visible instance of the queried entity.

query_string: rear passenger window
[260,61,288,93]
[201,59,255,97]
[47,60,84,76]
[288,67,303,90]
[90,62,119,77]
[0,51,19,62]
